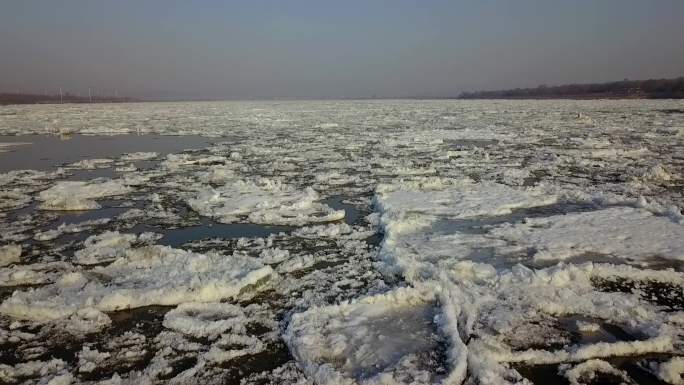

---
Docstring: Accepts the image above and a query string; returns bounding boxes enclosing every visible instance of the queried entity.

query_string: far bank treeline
[458,77,684,100]
[0,93,137,106]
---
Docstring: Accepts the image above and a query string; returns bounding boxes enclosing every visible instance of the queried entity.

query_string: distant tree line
[458,77,684,99]
[0,93,137,106]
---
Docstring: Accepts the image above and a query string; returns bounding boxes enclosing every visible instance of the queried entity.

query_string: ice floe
[0,358,71,384]
[73,231,138,265]
[0,244,21,267]
[651,356,684,384]
[67,158,114,170]
[162,302,248,340]
[120,151,158,161]
[33,218,111,241]
[0,190,32,210]
[490,206,684,262]
[38,180,132,210]
[375,180,557,219]
[187,179,345,225]
[560,359,633,385]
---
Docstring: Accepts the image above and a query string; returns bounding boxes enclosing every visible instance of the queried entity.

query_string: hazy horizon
[2,0,683,100]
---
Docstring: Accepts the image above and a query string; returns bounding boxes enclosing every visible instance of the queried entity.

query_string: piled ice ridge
[286,180,684,384]
[651,356,684,384]
[369,182,684,384]
[38,179,132,210]
[0,359,71,384]
[0,262,73,286]
[73,231,138,265]
[0,240,274,321]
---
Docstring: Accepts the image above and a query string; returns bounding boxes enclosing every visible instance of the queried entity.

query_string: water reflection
[0,134,212,172]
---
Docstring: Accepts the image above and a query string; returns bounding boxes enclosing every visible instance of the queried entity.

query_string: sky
[1,0,683,100]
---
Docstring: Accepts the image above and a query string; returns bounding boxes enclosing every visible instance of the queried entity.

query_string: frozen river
[0,100,683,384]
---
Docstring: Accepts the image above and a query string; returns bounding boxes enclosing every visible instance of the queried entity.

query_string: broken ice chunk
[162,302,247,340]
[286,287,451,385]
[74,231,137,265]
[120,152,158,161]
[0,262,73,287]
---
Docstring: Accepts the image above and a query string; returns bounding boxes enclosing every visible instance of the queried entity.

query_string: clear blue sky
[1,0,683,99]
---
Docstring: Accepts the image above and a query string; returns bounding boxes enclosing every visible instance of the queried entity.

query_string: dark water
[155,197,364,247]
[516,356,669,385]
[1,135,369,264]
[0,134,212,172]
[158,221,293,247]
[322,196,366,225]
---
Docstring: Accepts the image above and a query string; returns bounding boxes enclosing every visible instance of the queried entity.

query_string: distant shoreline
[0,93,138,106]
[457,77,684,100]
[3,77,684,106]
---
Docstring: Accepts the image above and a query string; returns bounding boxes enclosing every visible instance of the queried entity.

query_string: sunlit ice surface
[0,99,683,384]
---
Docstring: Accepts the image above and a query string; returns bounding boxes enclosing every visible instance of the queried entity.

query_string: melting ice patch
[0,142,31,153]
